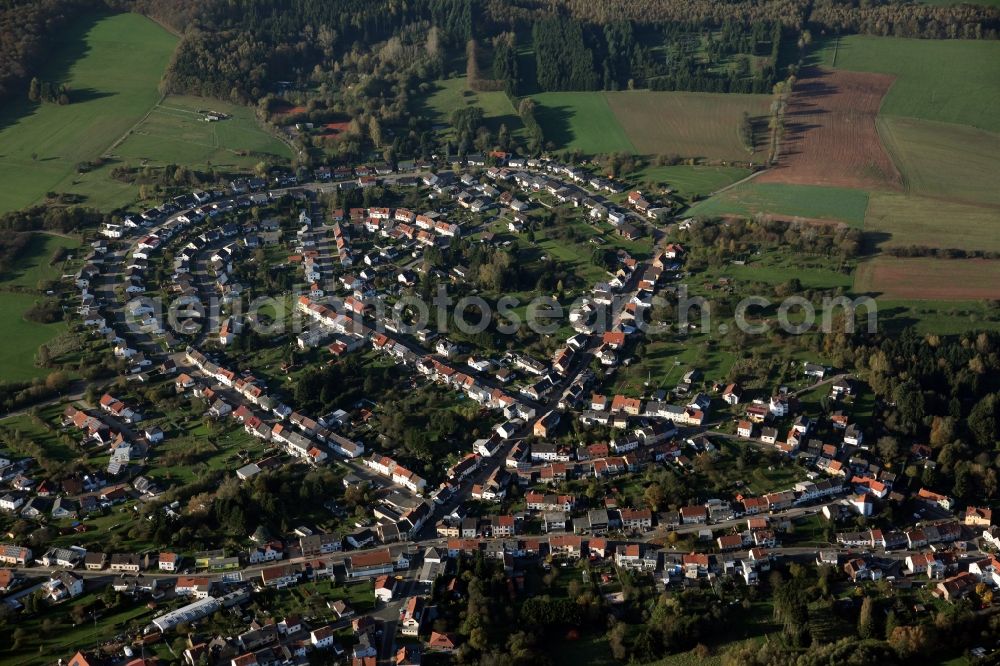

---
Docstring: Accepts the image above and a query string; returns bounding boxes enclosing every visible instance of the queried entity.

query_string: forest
[1,0,997,108]
[0,0,95,101]
[528,18,781,94]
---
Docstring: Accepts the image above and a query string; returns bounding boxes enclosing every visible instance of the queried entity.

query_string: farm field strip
[854,257,1000,301]
[758,67,901,191]
[533,91,637,155]
[603,90,770,161]
[864,192,1000,252]
[687,182,870,227]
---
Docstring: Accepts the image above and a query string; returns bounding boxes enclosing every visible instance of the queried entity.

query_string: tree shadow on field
[793,69,840,101]
[533,104,574,149]
[0,12,103,136]
[860,231,892,256]
[867,306,919,335]
[69,87,115,104]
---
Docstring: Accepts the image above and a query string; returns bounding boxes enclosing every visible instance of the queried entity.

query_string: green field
[819,36,1000,133]
[0,292,68,381]
[873,299,1000,335]
[864,192,1000,252]
[113,94,291,170]
[0,13,178,212]
[878,116,1000,207]
[420,76,526,139]
[604,90,770,161]
[688,182,870,226]
[718,256,854,290]
[631,165,752,200]
[529,90,769,160]
[533,91,637,154]
[1,233,81,289]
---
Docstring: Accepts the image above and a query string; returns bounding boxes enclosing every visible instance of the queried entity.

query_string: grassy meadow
[0,291,70,381]
[631,165,752,200]
[419,76,526,140]
[1,233,81,289]
[532,91,637,154]
[526,90,769,161]
[0,13,178,212]
[864,193,1000,252]
[877,116,1000,207]
[0,233,82,381]
[603,90,770,161]
[113,94,292,170]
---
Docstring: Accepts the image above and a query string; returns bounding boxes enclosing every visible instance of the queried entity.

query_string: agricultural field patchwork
[817,35,1000,132]
[0,13,178,212]
[532,91,637,154]
[526,90,771,160]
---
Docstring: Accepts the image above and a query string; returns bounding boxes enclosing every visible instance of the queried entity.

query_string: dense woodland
[0,0,95,101]
[1,0,997,109]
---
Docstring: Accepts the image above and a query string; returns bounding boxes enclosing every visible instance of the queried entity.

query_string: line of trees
[27,76,70,104]
[516,97,545,155]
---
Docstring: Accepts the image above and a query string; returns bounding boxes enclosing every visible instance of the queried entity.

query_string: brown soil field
[759,67,902,191]
[854,257,1000,300]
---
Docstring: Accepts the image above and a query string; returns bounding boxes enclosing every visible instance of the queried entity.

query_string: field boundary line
[706,168,767,197]
[104,93,167,156]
